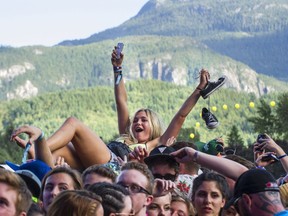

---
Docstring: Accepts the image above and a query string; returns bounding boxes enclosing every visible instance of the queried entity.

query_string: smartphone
[116,42,124,59]
[257,134,267,143]
[261,154,279,162]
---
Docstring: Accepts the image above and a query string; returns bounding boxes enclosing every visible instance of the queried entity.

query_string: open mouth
[135,127,144,132]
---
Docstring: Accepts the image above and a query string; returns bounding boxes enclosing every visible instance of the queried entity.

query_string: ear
[221,198,226,208]
[19,212,26,216]
[145,195,154,206]
[241,193,252,210]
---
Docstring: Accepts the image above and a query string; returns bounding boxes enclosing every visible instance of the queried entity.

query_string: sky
[0,0,149,47]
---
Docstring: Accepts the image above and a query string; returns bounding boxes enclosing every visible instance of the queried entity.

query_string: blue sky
[0,0,149,47]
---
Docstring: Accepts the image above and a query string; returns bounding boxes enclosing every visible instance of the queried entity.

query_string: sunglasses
[153,173,177,181]
[117,182,151,195]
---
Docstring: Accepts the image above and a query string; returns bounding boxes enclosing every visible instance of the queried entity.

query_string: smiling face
[131,110,152,143]
[192,181,225,216]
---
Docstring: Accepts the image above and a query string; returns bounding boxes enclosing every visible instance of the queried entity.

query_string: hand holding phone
[257,134,267,143]
[116,42,124,59]
[261,153,279,163]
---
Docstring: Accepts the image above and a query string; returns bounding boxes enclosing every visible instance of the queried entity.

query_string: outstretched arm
[170,147,248,180]
[111,47,129,134]
[157,69,209,147]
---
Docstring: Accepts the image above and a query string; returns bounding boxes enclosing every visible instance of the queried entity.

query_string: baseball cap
[5,159,51,181]
[225,169,279,209]
[0,164,14,172]
[144,145,178,165]
[15,170,41,198]
[195,139,224,155]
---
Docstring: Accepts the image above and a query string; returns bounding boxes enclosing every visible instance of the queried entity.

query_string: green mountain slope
[59,0,288,81]
[1,36,287,100]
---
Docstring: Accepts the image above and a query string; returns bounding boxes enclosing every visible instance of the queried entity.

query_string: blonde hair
[120,108,165,144]
[171,193,195,216]
[279,183,288,207]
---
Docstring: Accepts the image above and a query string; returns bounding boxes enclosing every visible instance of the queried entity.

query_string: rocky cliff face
[126,59,274,97]
[0,57,281,100]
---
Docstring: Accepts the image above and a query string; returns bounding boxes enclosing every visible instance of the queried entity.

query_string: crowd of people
[0,45,288,216]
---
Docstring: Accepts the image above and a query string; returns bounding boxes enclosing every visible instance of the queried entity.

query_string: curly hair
[87,182,130,216]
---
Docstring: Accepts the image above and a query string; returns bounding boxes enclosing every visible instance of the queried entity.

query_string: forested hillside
[0,36,287,100]
[59,0,288,81]
[1,79,286,164]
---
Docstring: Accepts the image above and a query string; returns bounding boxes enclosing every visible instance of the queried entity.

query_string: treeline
[0,79,287,164]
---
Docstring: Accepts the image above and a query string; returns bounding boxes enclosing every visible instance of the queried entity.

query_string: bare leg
[52,143,85,171]
[46,117,111,167]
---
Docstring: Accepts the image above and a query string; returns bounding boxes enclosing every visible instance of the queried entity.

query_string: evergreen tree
[275,92,288,140]
[227,125,244,151]
[248,99,277,137]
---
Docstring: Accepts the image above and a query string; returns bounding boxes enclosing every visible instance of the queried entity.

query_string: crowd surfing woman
[10,45,210,171]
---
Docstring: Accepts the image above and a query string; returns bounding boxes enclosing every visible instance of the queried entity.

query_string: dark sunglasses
[117,182,151,195]
[153,173,177,181]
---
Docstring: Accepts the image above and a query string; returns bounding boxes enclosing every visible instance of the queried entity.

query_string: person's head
[147,192,172,216]
[27,203,44,216]
[171,194,195,216]
[88,182,134,216]
[223,154,256,197]
[40,166,82,212]
[225,169,284,216]
[192,172,229,216]
[46,190,103,216]
[117,162,154,216]
[171,141,200,175]
[144,145,179,182]
[82,164,117,188]
[5,159,52,199]
[128,108,165,143]
[0,169,32,216]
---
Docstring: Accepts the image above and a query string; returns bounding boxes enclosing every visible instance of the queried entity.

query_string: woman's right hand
[111,47,124,67]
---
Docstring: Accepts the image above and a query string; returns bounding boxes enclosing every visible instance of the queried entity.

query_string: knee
[65,116,81,127]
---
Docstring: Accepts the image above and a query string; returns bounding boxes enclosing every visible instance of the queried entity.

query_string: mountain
[59,0,288,81]
[0,36,287,100]
[0,0,288,100]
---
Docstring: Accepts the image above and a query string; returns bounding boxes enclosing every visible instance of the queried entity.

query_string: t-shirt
[274,210,288,216]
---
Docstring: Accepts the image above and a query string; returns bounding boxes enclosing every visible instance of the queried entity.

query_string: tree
[275,92,288,140]
[227,125,244,152]
[248,99,277,138]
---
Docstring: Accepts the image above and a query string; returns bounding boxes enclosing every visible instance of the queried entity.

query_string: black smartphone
[116,42,124,59]
[261,154,279,162]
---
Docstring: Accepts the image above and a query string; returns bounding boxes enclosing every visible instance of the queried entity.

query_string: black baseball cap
[225,169,279,209]
[144,145,178,165]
